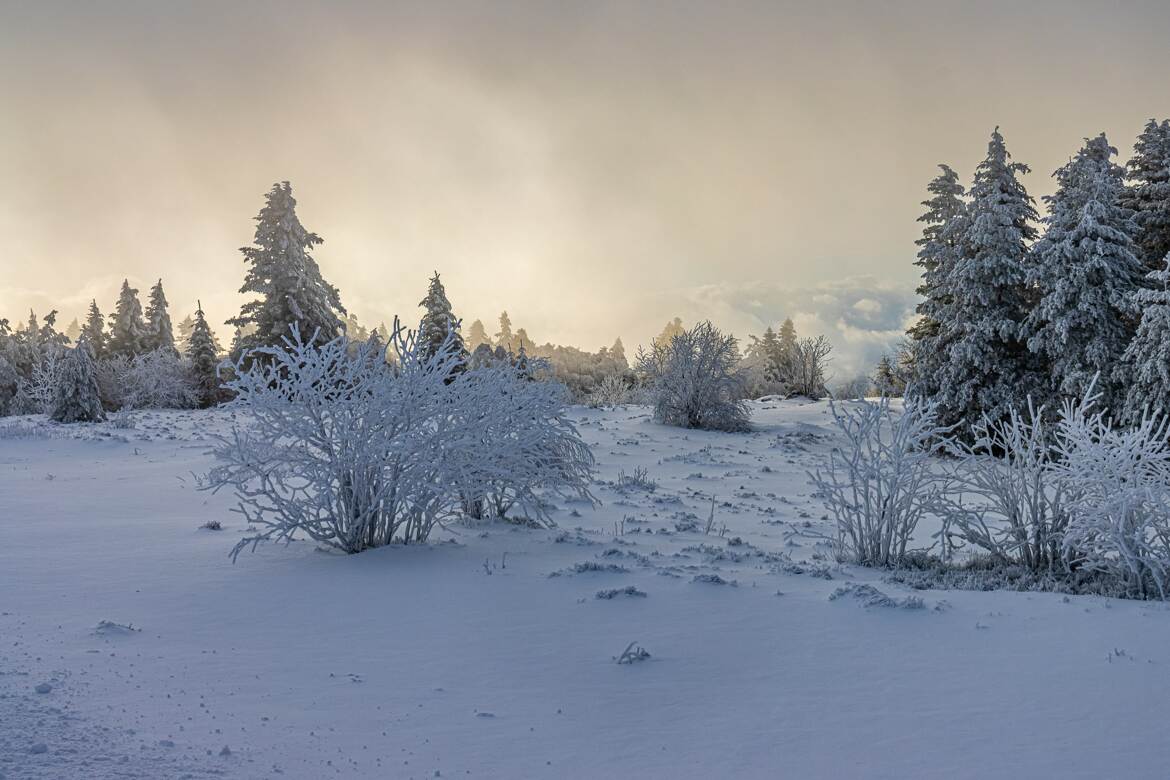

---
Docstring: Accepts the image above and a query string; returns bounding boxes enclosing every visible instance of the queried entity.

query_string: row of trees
[904,120,1170,427]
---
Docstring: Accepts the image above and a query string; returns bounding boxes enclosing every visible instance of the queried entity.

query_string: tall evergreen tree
[1026,134,1143,407]
[64,318,81,343]
[467,319,489,351]
[175,313,196,354]
[108,280,148,358]
[186,301,222,408]
[1121,119,1170,273]
[495,311,514,350]
[418,272,467,374]
[908,164,967,396]
[82,300,107,359]
[228,182,345,356]
[50,337,105,423]
[1119,254,1170,423]
[933,128,1039,428]
[144,279,176,353]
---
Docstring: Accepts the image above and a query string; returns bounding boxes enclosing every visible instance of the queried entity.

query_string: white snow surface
[1,400,1168,779]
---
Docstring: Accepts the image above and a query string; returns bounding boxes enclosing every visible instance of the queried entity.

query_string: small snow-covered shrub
[121,348,199,410]
[811,398,949,567]
[23,345,65,413]
[1052,393,1170,600]
[448,364,595,523]
[588,373,631,407]
[939,400,1072,571]
[94,354,130,411]
[636,320,749,432]
[205,321,595,558]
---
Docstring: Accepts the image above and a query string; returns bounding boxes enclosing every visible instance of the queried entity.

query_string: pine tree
[652,317,685,349]
[417,272,467,376]
[175,314,196,354]
[108,280,148,358]
[873,354,904,397]
[467,319,489,351]
[1121,119,1170,274]
[495,311,513,350]
[186,301,222,408]
[144,279,176,353]
[50,337,105,423]
[610,337,626,364]
[81,300,106,359]
[908,164,967,398]
[1119,254,1170,422]
[1026,134,1143,407]
[228,182,345,356]
[64,318,81,343]
[933,128,1040,428]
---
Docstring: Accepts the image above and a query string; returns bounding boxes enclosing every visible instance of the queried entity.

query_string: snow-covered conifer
[1121,119,1170,274]
[495,311,513,350]
[144,279,176,353]
[81,300,107,358]
[64,317,81,343]
[417,272,467,376]
[1026,134,1143,407]
[108,280,148,358]
[186,301,222,408]
[50,338,105,423]
[932,128,1039,428]
[907,164,966,398]
[1118,255,1170,423]
[228,182,345,356]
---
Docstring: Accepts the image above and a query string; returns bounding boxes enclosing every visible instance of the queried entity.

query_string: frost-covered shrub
[588,373,631,407]
[636,320,749,432]
[939,400,1073,571]
[22,345,65,413]
[121,348,199,410]
[1052,393,1170,599]
[783,335,832,399]
[448,364,595,522]
[205,321,595,558]
[811,398,949,566]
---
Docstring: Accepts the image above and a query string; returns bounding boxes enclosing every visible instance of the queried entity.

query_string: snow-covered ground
[2,400,1168,779]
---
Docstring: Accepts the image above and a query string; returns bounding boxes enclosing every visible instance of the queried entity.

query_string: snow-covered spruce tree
[206,321,595,557]
[186,301,223,408]
[81,300,107,359]
[931,128,1040,430]
[50,338,105,423]
[143,279,176,354]
[1026,134,1144,408]
[466,319,489,352]
[811,398,950,567]
[1118,254,1170,423]
[0,354,18,416]
[417,272,467,379]
[637,320,750,432]
[108,280,148,359]
[1121,118,1170,274]
[907,164,966,399]
[228,182,345,358]
[495,311,514,351]
[175,313,195,354]
[1053,386,1170,600]
[64,318,80,343]
[872,354,904,397]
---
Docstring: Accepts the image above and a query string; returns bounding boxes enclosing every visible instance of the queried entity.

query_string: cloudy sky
[2,1,1168,375]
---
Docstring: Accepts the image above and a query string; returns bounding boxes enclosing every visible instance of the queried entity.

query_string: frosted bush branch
[1052,388,1170,599]
[811,398,950,566]
[203,320,595,559]
[939,399,1073,571]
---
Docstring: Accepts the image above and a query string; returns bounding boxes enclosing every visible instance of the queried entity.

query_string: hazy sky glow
[2,1,1169,374]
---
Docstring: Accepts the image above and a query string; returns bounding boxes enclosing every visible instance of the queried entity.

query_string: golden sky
[2,0,1168,373]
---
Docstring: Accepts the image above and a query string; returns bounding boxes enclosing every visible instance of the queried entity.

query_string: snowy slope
[1,401,1168,779]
